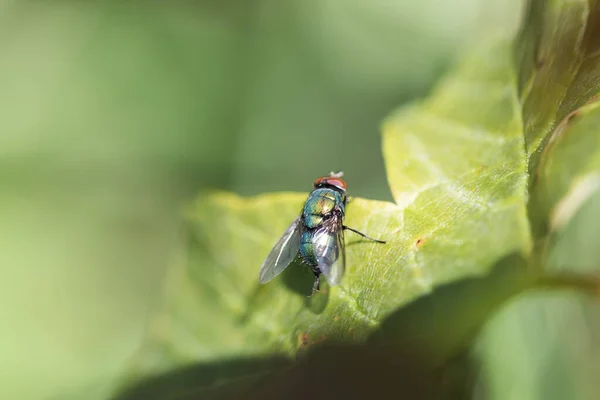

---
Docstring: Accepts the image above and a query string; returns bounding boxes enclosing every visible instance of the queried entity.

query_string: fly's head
[313,172,347,194]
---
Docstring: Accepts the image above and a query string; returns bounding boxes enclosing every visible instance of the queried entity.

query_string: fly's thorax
[302,188,346,229]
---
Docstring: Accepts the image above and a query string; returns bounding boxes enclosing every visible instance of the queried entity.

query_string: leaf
[115,37,533,393]
[116,253,535,400]
[517,0,600,175]
[126,193,404,370]
[477,4,600,399]
[115,1,600,398]
[477,191,600,400]
[382,39,530,283]
[519,0,600,235]
[532,102,600,233]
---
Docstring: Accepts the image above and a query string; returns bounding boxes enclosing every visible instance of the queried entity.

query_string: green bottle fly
[259,171,386,295]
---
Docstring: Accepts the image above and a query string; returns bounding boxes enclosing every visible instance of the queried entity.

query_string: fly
[259,171,386,296]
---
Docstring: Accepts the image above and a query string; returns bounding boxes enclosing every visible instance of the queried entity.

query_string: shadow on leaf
[114,343,469,400]
[113,356,292,400]
[114,253,534,400]
[281,257,315,296]
[369,253,534,365]
[281,257,330,314]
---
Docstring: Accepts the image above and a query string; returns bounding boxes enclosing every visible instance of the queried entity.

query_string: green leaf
[115,1,600,398]
[517,0,600,174]
[116,38,533,392]
[518,0,600,235]
[477,3,600,399]
[532,102,600,234]
[126,193,404,369]
[382,39,530,283]
[478,191,600,400]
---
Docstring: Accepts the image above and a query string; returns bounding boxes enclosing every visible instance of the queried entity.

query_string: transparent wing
[315,222,346,286]
[259,218,301,284]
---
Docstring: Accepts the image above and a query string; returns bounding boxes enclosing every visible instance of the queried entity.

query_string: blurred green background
[9,1,598,399]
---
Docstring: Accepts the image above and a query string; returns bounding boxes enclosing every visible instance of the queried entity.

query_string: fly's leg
[343,225,386,244]
[308,274,320,297]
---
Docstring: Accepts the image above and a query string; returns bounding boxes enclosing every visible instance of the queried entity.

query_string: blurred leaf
[517,0,600,181]
[477,3,600,399]
[478,191,600,400]
[518,0,600,236]
[532,102,600,234]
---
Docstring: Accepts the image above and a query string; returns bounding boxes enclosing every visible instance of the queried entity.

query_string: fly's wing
[315,220,346,286]
[259,218,301,284]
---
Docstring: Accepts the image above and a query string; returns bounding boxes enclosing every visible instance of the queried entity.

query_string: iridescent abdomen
[300,229,337,266]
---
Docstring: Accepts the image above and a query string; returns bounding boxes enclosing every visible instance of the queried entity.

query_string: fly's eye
[325,178,347,191]
[313,176,347,191]
[313,177,328,187]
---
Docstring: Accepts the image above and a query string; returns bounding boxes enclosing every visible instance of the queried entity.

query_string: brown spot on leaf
[299,332,309,347]
[333,315,339,321]
[536,57,545,69]
[415,238,424,248]
[473,165,486,175]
